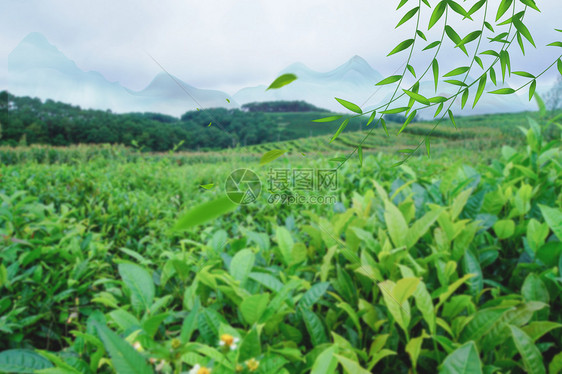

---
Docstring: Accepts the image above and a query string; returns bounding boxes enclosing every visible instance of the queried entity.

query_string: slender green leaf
[432,59,439,91]
[335,98,362,114]
[376,75,402,86]
[443,66,470,77]
[473,73,487,108]
[489,88,515,95]
[173,196,238,231]
[396,7,420,28]
[423,41,441,51]
[496,0,514,21]
[513,19,536,47]
[429,1,447,29]
[260,149,288,165]
[312,115,342,123]
[330,119,350,143]
[267,74,297,90]
[403,90,430,105]
[387,39,415,56]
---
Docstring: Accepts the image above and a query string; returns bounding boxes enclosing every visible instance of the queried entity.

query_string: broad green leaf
[399,266,436,334]
[396,7,419,28]
[387,39,414,56]
[200,183,214,190]
[267,74,297,90]
[406,208,442,249]
[538,204,562,240]
[173,196,238,231]
[335,98,362,114]
[522,321,562,342]
[248,272,283,292]
[550,352,562,374]
[312,115,342,123]
[93,322,152,374]
[392,277,420,304]
[439,342,482,374]
[118,263,154,315]
[311,346,338,374]
[376,75,402,86]
[276,226,294,266]
[521,273,549,304]
[260,149,288,165]
[330,119,350,143]
[180,302,200,343]
[493,219,515,239]
[299,282,330,309]
[529,80,537,100]
[379,280,410,333]
[229,249,255,283]
[384,200,407,248]
[459,307,509,343]
[547,41,562,48]
[406,332,428,370]
[301,308,328,346]
[238,328,261,362]
[509,325,546,374]
[0,350,53,373]
[335,354,371,374]
[240,294,269,324]
[437,274,475,309]
[462,250,483,296]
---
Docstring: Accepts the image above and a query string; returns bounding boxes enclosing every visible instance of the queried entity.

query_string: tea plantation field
[0,119,561,373]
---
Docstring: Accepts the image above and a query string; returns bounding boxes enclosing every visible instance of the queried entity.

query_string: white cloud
[1,0,560,95]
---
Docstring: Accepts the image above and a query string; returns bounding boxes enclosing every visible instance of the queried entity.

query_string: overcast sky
[1,0,560,95]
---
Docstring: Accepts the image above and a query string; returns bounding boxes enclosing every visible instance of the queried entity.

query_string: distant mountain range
[7,32,541,117]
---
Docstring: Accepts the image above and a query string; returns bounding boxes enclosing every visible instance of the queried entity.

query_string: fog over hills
[7,32,540,117]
